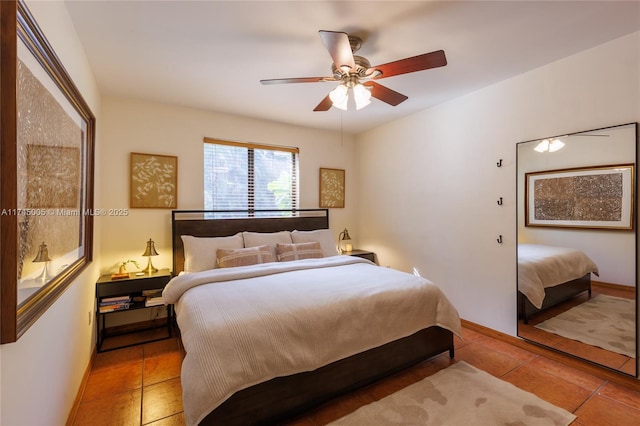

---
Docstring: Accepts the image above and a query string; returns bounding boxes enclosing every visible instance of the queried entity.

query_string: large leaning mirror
[517,122,638,377]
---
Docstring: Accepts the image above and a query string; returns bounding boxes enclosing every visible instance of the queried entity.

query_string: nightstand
[345,249,376,263]
[96,268,172,352]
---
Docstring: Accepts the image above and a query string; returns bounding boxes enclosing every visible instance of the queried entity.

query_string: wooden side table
[345,249,376,263]
[96,268,172,352]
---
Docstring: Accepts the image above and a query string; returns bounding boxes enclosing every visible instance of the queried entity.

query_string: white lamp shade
[534,138,565,153]
[548,139,565,152]
[353,83,372,110]
[329,84,349,110]
[534,139,549,152]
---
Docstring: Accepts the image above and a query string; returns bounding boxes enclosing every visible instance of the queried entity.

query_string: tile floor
[517,282,636,374]
[71,325,640,425]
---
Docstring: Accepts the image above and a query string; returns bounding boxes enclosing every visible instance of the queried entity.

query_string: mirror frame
[1,0,95,343]
[516,122,638,377]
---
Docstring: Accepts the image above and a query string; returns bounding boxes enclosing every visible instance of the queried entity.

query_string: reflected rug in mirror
[535,294,635,357]
[328,361,575,425]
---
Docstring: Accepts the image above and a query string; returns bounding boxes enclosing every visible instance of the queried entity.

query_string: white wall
[1,1,103,424]
[354,32,640,336]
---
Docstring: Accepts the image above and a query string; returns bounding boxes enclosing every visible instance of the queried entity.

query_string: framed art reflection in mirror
[1,0,95,343]
[525,164,634,230]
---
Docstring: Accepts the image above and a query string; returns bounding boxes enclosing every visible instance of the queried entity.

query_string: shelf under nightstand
[96,268,173,352]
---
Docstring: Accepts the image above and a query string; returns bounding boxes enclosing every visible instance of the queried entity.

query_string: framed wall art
[130,152,178,209]
[1,0,96,343]
[525,164,635,230]
[319,168,345,208]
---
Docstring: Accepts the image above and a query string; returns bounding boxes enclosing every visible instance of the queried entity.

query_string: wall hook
[496,159,503,167]
[497,235,503,244]
[497,197,503,206]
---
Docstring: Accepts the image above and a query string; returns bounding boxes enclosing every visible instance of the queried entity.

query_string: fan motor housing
[331,55,371,80]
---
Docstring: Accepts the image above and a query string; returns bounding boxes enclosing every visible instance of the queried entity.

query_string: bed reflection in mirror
[516,122,637,377]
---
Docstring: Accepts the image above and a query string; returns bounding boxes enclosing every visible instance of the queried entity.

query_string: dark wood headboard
[171,209,329,274]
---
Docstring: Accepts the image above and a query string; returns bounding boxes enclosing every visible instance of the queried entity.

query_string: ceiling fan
[260,30,447,111]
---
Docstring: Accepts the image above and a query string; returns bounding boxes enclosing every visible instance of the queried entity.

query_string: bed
[165,209,461,425]
[518,243,599,324]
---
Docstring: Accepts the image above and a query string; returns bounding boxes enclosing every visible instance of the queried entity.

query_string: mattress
[518,243,599,309]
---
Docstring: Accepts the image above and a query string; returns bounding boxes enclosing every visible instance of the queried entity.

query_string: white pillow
[181,233,243,272]
[291,229,339,257]
[242,231,293,261]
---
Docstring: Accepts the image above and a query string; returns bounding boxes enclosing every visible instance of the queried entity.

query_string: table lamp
[142,238,159,274]
[338,228,353,253]
[33,242,53,282]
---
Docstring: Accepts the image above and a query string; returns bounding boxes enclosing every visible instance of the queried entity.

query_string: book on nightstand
[99,303,130,313]
[99,295,131,313]
[110,272,129,280]
[145,296,164,307]
[101,295,131,304]
[143,289,164,307]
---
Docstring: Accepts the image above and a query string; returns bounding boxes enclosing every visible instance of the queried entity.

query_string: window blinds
[204,138,299,212]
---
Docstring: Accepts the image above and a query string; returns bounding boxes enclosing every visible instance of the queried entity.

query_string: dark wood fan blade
[318,30,356,73]
[368,50,447,79]
[260,77,334,85]
[313,94,333,111]
[364,81,408,106]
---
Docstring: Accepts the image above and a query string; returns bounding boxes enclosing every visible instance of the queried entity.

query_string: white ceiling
[63,1,640,134]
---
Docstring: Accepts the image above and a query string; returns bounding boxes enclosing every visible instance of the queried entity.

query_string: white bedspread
[163,256,461,425]
[518,244,599,309]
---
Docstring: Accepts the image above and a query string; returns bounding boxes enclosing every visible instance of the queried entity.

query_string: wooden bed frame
[171,209,455,425]
[518,273,592,324]
[172,209,332,274]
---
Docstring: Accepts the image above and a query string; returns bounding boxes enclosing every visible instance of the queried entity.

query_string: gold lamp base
[144,258,158,274]
[35,263,53,282]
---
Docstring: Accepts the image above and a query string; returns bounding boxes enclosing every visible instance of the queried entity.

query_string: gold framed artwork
[130,152,178,209]
[1,0,96,342]
[27,145,81,208]
[525,164,635,230]
[319,168,345,208]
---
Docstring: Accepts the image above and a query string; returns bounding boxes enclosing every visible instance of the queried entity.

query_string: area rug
[535,294,635,357]
[328,361,575,426]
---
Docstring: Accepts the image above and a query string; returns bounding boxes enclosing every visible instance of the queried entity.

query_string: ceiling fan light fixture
[353,83,372,110]
[548,138,565,152]
[534,138,565,153]
[333,96,348,110]
[329,84,349,110]
[355,97,371,110]
[534,139,550,153]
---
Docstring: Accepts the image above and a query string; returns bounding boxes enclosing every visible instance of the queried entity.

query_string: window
[204,138,299,213]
